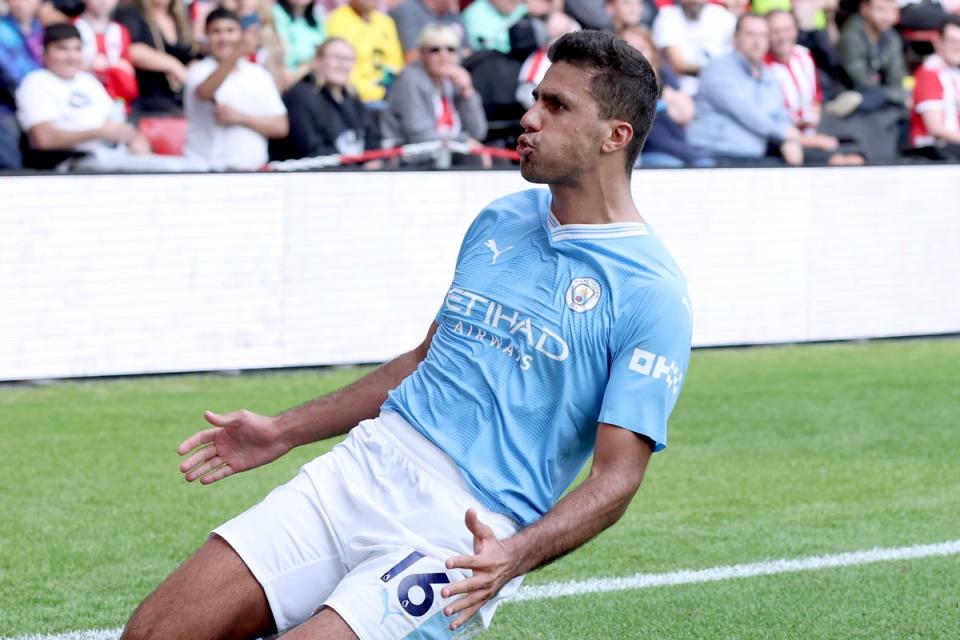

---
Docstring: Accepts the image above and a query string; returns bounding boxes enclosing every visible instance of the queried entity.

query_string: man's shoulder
[701,52,744,80]
[481,188,549,217]
[838,15,866,43]
[18,68,58,91]
[0,16,19,42]
[467,189,548,235]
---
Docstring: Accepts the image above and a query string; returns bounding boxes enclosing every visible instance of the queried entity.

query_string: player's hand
[177,409,290,484]
[441,509,519,632]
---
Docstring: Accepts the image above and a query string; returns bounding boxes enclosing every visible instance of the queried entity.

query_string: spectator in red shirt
[910,15,960,158]
[74,0,139,110]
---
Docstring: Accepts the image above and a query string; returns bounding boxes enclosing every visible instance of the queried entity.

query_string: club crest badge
[566,277,602,313]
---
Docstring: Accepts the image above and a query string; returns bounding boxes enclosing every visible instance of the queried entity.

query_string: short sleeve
[597,283,693,452]
[15,72,59,130]
[913,67,944,113]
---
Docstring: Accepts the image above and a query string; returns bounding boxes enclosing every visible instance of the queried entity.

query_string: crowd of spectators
[0,0,958,171]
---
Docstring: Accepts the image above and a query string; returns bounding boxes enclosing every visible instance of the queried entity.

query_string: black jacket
[274,75,381,160]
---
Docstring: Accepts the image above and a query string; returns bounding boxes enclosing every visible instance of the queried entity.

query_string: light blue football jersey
[382,189,692,527]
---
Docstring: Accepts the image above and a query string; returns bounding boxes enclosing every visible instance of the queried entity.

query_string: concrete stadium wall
[1,166,958,381]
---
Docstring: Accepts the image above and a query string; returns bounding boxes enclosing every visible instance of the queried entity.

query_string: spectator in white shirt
[16,22,193,170]
[184,7,288,170]
[652,0,736,94]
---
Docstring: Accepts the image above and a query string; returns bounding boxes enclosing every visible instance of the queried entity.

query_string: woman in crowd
[273,0,324,87]
[115,0,201,113]
[620,25,713,168]
[381,23,486,164]
[276,37,381,161]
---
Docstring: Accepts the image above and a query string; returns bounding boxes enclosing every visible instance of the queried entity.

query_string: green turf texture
[1,339,958,638]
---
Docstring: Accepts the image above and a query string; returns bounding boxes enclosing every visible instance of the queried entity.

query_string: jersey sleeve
[913,67,944,113]
[597,282,693,452]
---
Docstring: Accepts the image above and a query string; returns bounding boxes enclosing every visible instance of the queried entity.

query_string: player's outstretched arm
[177,322,438,484]
[441,423,652,630]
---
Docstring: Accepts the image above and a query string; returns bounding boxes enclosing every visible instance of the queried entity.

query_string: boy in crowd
[16,22,190,170]
[184,8,288,170]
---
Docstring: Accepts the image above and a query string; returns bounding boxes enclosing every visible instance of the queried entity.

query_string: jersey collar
[546,210,649,242]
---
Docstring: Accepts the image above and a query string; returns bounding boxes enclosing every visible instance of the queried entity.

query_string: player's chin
[519,160,549,184]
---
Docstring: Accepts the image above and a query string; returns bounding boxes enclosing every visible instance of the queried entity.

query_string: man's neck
[863,19,882,42]
[548,173,643,226]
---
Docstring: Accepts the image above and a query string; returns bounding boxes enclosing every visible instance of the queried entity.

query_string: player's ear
[601,120,634,155]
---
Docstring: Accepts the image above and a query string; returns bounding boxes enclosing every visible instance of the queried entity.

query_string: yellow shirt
[326,5,405,103]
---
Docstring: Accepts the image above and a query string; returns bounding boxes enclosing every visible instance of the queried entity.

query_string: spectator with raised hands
[74,0,139,111]
[184,7,288,170]
[16,23,192,170]
[217,0,287,90]
[687,12,805,165]
[381,23,486,163]
[115,0,201,114]
[277,36,382,161]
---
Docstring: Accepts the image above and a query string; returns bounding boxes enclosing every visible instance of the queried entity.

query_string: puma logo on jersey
[484,239,513,265]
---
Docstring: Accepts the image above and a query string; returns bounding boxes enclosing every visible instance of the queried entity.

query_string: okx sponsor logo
[628,348,684,394]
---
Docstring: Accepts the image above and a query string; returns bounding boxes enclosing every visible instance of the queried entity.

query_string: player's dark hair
[941,14,960,35]
[43,22,82,49]
[277,0,320,28]
[548,30,658,175]
[206,7,241,28]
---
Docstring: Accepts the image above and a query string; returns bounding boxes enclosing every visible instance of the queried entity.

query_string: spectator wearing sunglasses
[381,23,486,156]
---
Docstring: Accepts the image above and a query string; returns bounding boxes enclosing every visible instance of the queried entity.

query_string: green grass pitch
[1,338,958,638]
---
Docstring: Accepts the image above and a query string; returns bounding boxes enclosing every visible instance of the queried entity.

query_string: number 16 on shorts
[376,550,473,637]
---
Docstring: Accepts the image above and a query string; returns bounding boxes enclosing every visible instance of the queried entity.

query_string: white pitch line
[510,538,960,602]
[7,539,960,640]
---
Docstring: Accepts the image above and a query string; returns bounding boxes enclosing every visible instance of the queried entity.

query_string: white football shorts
[212,411,523,639]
